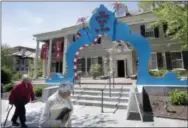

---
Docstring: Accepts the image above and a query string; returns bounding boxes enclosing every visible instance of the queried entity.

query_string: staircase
[72,85,132,110]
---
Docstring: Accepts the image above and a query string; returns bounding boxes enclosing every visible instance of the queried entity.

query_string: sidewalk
[1,100,187,127]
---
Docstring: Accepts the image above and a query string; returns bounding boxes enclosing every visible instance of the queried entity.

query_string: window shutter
[163,23,168,36]
[140,25,145,37]
[165,52,172,70]
[87,58,91,72]
[154,27,159,38]
[182,51,188,69]
[81,58,85,72]
[157,52,163,69]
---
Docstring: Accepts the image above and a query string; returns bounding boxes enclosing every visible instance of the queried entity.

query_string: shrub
[33,85,46,97]
[89,64,101,79]
[1,66,12,84]
[12,72,21,81]
[4,83,13,92]
[169,89,188,105]
[173,69,188,77]
[149,68,167,77]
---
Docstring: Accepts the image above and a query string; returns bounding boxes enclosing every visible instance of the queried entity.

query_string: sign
[95,11,110,33]
[56,41,62,61]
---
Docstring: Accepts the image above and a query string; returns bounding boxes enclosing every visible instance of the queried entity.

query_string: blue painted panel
[46,4,187,86]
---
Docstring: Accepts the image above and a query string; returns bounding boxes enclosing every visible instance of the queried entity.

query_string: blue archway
[46,5,187,86]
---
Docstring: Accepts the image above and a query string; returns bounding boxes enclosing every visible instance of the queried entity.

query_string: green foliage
[4,83,13,92]
[12,72,21,81]
[1,66,12,84]
[28,58,43,77]
[169,89,188,105]
[1,44,13,69]
[33,85,46,97]
[172,69,188,77]
[149,68,188,77]
[138,1,188,49]
[149,68,167,77]
[89,64,101,79]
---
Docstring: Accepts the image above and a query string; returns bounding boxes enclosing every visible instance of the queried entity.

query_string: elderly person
[39,81,74,127]
[9,74,35,128]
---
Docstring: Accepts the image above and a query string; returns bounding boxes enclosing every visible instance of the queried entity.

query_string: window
[16,68,19,71]
[91,57,98,65]
[145,29,155,37]
[171,52,183,69]
[149,53,158,70]
[77,58,85,73]
[16,59,20,64]
[97,37,101,44]
[140,24,159,38]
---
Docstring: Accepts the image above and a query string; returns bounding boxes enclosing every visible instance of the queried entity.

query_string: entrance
[55,61,62,73]
[117,60,125,77]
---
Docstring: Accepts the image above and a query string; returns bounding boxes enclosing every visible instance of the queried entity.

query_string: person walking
[9,74,35,128]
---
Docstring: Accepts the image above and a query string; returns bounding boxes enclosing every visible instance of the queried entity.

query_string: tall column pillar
[47,38,52,77]
[85,57,88,76]
[42,59,47,78]
[162,52,166,68]
[63,36,68,75]
[33,40,39,79]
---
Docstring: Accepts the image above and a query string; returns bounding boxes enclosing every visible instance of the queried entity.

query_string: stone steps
[71,86,132,109]
[72,94,129,102]
[73,90,130,97]
[72,99,128,109]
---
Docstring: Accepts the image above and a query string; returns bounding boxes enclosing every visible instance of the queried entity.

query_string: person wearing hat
[9,74,35,128]
[39,81,74,128]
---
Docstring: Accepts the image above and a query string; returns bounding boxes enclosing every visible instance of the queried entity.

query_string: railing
[101,77,112,113]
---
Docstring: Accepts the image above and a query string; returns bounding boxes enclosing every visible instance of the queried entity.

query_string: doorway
[117,60,125,77]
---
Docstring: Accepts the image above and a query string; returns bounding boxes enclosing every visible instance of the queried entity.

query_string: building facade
[33,11,188,79]
[12,46,36,72]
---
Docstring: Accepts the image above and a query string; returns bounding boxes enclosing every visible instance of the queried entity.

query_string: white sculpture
[39,81,74,127]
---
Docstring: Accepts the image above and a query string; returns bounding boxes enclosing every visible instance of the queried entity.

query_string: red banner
[40,43,48,60]
[56,41,62,61]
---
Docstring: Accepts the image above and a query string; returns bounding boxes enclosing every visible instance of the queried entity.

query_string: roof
[33,11,152,37]
[12,51,36,58]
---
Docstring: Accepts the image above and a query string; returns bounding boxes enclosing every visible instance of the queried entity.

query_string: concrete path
[1,100,187,127]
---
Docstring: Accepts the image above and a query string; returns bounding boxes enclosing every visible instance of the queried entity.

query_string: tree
[1,44,14,69]
[28,57,43,78]
[138,1,188,49]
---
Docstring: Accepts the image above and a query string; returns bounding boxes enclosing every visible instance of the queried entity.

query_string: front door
[117,60,125,77]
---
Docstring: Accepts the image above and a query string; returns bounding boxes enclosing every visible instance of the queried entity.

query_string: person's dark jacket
[9,81,35,105]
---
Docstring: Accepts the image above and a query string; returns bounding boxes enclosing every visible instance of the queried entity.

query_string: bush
[12,72,21,81]
[173,69,188,77]
[1,66,12,84]
[4,83,13,92]
[169,89,188,105]
[149,68,167,77]
[33,85,46,97]
[89,64,101,79]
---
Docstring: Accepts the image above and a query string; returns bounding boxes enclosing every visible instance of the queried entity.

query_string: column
[42,59,47,78]
[33,40,39,79]
[63,36,68,75]
[162,52,167,68]
[85,57,88,75]
[47,38,52,77]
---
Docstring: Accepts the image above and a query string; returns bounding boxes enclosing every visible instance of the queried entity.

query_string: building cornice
[34,11,158,41]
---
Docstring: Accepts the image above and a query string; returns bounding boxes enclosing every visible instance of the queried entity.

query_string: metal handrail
[101,78,111,113]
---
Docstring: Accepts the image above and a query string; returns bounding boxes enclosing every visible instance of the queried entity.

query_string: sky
[2,2,139,48]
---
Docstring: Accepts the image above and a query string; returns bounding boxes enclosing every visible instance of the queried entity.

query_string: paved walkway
[1,100,187,127]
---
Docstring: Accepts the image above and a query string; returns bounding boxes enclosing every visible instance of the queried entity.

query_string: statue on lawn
[39,81,74,127]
